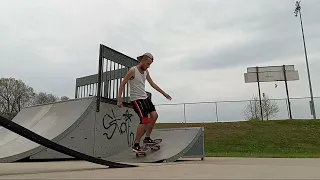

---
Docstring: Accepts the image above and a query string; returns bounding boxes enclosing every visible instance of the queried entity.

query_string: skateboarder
[117,52,172,151]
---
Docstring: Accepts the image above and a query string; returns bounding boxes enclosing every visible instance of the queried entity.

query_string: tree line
[0,77,70,120]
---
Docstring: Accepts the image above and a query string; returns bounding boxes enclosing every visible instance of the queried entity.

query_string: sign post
[282,65,292,119]
[255,66,264,120]
[244,65,299,120]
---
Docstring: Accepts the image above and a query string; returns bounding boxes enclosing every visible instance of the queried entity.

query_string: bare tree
[243,93,280,121]
[0,78,36,120]
[32,92,59,105]
[60,96,70,101]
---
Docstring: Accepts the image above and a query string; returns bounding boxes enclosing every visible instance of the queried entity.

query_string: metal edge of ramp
[0,97,95,163]
[0,115,137,168]
[105,127,203,164]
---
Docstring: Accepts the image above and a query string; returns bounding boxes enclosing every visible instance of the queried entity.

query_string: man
[117,52,172,151]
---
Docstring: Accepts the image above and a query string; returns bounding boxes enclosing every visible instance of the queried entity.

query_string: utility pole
[294,1,316,119]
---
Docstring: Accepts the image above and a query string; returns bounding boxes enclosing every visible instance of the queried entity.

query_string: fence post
[183,103,186,123]
[215,102,219,122]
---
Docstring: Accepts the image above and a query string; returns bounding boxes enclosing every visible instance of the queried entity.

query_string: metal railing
[153,96,320,123]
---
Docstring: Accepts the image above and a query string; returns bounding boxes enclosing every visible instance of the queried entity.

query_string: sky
[1,0,319,122]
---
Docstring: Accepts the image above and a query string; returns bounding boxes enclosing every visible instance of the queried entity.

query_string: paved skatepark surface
[1,157,320,179]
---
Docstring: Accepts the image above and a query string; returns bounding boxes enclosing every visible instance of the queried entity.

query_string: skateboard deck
[133,139,162,157]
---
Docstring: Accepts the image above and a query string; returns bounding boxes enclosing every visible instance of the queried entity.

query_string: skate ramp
[0,96,204,164]
[0,115,136,168]
[0,97,95,163]
[105,127,204,163]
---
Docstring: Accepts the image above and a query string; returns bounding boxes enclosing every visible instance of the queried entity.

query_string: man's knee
[150,111,158,121]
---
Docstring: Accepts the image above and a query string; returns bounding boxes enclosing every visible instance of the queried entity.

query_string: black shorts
[132,97,156,124]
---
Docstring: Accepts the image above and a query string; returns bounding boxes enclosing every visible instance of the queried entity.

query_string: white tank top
[129,66,148,101]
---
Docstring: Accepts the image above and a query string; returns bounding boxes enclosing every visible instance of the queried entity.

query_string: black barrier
[0,115,137,168]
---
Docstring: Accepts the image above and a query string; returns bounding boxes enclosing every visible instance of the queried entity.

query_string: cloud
[0,0,319,122]
[181,0,320,71]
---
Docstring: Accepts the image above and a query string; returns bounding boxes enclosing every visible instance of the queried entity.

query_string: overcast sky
[1,0,319,121]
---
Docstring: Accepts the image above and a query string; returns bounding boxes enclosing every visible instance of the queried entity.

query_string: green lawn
[154,119,320,158]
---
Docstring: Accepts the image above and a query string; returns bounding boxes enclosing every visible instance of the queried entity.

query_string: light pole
[294,0,316,119]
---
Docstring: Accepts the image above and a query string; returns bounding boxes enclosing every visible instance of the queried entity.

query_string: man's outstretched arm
[146,70,172,100]
[117,67,134,106]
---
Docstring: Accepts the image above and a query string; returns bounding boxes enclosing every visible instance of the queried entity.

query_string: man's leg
[132,99,149,150]
[143,97,158,143]
[145,111,158,137]
[135,123,147,145]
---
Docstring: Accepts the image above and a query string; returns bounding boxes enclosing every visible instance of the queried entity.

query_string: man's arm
[117,67,134,104]
[146,70,171,100]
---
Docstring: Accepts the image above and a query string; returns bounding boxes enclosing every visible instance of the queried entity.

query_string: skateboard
[133,139,162,157]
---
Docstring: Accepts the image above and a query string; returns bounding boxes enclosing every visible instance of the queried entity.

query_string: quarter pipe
[0,97,205,165]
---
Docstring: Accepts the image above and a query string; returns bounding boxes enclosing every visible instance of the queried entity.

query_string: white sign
[244,70,299,83]
[247,65,295,73]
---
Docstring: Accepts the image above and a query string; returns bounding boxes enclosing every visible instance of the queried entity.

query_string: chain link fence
[154,97,320,123]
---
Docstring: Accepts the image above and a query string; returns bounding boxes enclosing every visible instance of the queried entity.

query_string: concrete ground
[0,157,320,179]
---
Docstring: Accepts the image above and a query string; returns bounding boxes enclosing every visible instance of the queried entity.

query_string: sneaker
[132,143,141,151]
[143,137,155,144]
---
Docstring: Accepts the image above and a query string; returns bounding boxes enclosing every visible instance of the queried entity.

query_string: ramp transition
[0,96,205,164]
[106,127,204,163]
[0,115,136,168]
[0,97,95,163]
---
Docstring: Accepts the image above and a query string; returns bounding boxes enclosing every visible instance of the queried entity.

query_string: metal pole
[285,98,290,119]
[117,63,120,100]
[75,86,78,99]
[86,85,89,97]
[89,84,92,96]
[104,59,109,98]
[256,66,263,120]
[294,1,316,119]
[108,60,112,99]
[215,102,218,122]
[96,44,104,112]
[283,65,292,119]
[120,64,123,101]
[183,103,186,123]
[112,62,116,99]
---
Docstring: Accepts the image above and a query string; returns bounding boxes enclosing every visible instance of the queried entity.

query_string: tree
[243,93,280,121]
[0,77,72,120]
[32,92,59,105]
[0,77,36,120]
[60,96,70,101]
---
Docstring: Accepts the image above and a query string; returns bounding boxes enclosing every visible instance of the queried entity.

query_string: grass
[154,119,320,158]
